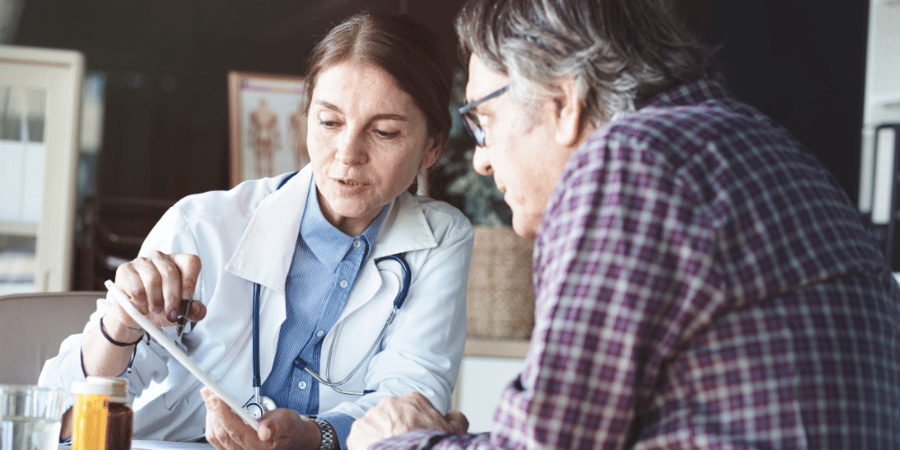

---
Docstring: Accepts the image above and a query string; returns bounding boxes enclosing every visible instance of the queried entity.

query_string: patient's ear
[553,78,584,148]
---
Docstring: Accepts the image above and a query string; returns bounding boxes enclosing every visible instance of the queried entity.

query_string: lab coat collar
[225,167,438,298]
[371,190,438,258]
[225,168,312,298]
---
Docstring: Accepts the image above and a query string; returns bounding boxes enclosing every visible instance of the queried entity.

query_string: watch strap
[310,416,335,450]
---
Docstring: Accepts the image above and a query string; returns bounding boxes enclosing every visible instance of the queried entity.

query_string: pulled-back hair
[455,0,722,123]
[306,12,452,152]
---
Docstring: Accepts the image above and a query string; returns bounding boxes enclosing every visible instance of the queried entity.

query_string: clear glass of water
[0,385,64,450]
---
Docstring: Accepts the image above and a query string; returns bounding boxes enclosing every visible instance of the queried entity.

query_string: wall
[8,0,869,205]
[10,0,417,200]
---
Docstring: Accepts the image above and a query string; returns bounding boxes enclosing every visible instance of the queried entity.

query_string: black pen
[176,298,193,336]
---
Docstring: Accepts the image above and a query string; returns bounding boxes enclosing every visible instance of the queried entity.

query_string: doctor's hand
[201,387,323,450]
[347,392,469,450]
[80,251,208,379]
[108,251,207,332]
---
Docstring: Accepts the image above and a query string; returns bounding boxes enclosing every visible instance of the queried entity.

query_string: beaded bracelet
[99,316,145,346]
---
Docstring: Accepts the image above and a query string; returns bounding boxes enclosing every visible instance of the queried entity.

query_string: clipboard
[104,280,260,429]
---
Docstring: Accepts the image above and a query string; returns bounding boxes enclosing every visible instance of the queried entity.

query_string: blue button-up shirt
[261,177,387,450]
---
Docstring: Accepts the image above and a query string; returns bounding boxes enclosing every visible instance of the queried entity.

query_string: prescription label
[73,393,109,450]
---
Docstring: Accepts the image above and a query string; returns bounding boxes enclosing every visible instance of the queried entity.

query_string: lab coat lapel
[225,167,312,380]
[226,168,311,296]
[337,192,438,323]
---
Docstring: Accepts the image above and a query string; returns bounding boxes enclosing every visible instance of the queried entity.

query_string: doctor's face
[307,59,439,236]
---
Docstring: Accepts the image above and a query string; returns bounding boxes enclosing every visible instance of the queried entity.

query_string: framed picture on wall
[227,71,309,187]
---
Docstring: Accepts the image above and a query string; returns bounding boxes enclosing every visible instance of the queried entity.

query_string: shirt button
[340,280,348,288]
[352,240,361,248]
[316,330,324,337]
[299,381,307,389]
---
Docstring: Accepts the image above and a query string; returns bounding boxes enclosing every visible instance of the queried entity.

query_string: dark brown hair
[306,13,452,152]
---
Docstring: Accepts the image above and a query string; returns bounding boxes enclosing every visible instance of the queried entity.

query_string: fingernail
[167,310,179,322]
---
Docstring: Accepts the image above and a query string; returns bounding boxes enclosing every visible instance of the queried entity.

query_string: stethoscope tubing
[251,253,410,401]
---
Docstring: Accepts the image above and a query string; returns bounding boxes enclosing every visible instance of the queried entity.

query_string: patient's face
[306,59,438,236]
[466,54,565,238]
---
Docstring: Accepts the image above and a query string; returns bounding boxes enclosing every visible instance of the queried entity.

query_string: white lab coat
[40,166,473,441]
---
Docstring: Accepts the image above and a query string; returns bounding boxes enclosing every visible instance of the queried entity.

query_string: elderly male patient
[347,0,900,448]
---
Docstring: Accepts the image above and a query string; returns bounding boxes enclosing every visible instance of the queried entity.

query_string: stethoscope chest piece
[243,395,277,419]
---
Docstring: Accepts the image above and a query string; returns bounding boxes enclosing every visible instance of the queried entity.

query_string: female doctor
[39,13,473,450]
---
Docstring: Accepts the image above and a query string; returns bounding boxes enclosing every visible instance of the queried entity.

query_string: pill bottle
[72,376,133,450]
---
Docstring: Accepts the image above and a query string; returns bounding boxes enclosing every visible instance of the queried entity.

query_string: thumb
[257,421,275,441]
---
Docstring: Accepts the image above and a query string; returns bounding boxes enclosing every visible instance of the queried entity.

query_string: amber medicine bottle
[72,376,133,450]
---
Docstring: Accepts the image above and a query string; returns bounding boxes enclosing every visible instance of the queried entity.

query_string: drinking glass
[0,385,64,450]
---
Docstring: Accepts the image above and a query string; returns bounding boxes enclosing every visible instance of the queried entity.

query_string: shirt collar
[643,79,731,109]
[300,176,389,271]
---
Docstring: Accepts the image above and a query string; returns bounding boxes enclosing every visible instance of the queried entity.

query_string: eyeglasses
[457,85,509,147]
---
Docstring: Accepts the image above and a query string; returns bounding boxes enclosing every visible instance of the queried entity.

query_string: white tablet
[104,280,259,429]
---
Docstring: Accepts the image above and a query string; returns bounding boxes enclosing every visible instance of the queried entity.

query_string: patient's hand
[347,392,469,450]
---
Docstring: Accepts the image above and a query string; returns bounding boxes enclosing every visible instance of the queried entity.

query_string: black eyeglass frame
[457,85,509,147]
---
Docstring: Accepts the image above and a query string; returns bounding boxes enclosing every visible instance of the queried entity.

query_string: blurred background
[0,0,872,290]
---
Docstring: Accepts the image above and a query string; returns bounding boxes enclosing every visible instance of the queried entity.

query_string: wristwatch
[310,416,335,450]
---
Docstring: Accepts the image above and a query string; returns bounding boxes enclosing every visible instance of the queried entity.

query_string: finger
[256,410,281,442]
[200,386,212,401]
[132,254,169,316]
[255,415,282,444]
[203,390,245,450]
[204,389,227,449]
[204,390,260,450]
[171,253,201,300]
[445,411,469,434]
[146,251,188,321]
[190,301,208,323]
[257,421,274,443]
[114,257,160,316]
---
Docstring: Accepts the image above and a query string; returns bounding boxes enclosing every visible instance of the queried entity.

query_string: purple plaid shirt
[372,80,900,449]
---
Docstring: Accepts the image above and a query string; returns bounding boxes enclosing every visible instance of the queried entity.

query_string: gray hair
[455,0,721,124]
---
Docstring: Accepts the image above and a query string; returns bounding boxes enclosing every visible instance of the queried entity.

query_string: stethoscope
[243,253,411,419]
